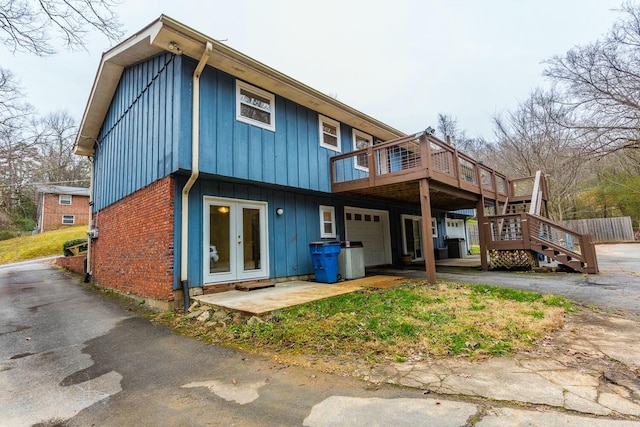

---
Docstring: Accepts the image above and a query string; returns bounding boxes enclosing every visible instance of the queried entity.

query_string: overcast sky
[0,0,622,140]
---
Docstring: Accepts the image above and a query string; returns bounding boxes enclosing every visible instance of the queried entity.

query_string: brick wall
[41,193,91,232]
[91,176,175,301]
[56,255,86,275]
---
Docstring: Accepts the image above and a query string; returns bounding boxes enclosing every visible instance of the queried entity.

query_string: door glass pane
[209,205,231,274]
[413,219,422,259]
[404,218,415,254]
[243,208,261,271]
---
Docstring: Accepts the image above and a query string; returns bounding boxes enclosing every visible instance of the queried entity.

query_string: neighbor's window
[236,80,275,131]
[353,129,373,171]
[62,215,75,225]
[59,194,72,205]
[319,205,336,238]
[319,115,341,151]
[432,218,438,238]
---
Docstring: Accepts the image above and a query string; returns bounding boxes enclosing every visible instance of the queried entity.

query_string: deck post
[476,198,489,270]
[419,179,437,284]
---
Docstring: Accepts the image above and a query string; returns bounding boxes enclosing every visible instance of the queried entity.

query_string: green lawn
[0,226,87,264]
[157,281,573,363]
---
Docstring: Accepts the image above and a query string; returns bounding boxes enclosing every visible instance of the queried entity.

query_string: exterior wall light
[276,208,284,216]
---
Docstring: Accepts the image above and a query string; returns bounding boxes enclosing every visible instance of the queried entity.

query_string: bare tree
[543,2,640,160]
[436,113,488,161]
[32,111,89,185]
[437,113,460,143]
[0,67,36,218]
[491,88,589,221]
[0,0,122,55]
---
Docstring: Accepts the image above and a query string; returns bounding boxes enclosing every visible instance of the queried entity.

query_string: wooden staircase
[484,172,599,274]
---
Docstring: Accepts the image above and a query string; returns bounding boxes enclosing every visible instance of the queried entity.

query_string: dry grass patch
[0,226,86,264]
[156,281,572,364]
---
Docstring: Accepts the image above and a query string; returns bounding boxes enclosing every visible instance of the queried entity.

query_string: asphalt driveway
[428,243,640,319]
[1,248,640,426]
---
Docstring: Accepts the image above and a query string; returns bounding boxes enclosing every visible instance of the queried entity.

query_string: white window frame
[319,205,337,238]
[59,194,72,205]
[62,215,75,225]
[319,115,341,152]
[236,80,275,131]
[432,218,438,238]
[352,129,373,172]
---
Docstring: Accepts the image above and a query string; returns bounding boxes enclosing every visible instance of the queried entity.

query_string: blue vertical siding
[178,58,377,194]
[93,52,182,211]
[175,176,468,289]
[176,177,339,289]
[95,54,386,212]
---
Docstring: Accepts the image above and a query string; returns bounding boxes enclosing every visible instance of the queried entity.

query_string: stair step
[235,282,275,292]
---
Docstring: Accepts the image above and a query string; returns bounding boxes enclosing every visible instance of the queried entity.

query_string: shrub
[13,217,36,232]
[62,238,88,256]
[0,230,19,241]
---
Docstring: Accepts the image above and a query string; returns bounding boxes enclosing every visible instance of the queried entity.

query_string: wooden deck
[329,132,523,209]
[329,131,598,275]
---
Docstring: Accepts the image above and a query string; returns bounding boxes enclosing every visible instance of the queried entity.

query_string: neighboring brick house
[36,185,90,233]
[73,16,596,310]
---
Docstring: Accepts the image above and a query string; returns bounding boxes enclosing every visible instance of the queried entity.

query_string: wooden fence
[563,216,635,243]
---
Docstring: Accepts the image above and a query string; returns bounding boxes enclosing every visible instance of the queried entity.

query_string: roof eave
[74,15,405,156]
[74,20,165,155]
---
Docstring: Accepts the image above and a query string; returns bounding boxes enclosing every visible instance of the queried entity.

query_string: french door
[203,197,268,284]
[402,215,424,261]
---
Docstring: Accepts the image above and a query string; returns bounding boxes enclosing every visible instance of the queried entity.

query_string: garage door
[345,208,391,266]
[446,219,465,239]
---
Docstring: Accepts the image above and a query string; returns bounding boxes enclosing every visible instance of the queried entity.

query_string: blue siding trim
[93,53,182,211]
[451,208,476,217]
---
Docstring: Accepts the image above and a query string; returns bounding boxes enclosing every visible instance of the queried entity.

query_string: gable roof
[74,15,405,156]
[36,185,91,196]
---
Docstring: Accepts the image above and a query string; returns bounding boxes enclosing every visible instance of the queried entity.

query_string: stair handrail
[527,213,599,272]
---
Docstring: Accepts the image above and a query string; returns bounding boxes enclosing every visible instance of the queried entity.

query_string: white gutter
[180,41,212,308]
[84,157,95,282]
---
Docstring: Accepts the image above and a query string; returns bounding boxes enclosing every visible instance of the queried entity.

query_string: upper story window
[319,115,341,152]
[59,194,72,205]
[319,205,336,238]
[352,129,373,172]
[236,80,275,131]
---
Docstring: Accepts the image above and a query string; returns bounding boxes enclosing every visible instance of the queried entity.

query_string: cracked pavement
[358,311,640,418]
[357,243,640,422]
[1,244,640,426]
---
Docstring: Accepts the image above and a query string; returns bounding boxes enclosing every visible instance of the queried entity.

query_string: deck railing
[330,131,510,199]
[484,212,598,273]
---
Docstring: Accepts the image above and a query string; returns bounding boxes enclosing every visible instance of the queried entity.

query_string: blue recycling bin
[309,241,341,283]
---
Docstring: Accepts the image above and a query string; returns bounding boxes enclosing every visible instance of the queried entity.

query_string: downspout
[84,156,94,283]
[181,42,213,312]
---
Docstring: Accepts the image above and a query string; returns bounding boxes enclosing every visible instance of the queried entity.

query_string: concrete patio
[193,275,407,315]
